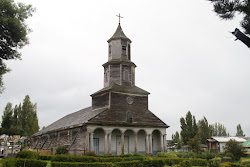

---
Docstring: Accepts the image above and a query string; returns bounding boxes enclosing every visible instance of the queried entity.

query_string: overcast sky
[0,0,249,139]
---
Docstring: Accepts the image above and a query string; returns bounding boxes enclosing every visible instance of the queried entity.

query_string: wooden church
[32,21,169,155]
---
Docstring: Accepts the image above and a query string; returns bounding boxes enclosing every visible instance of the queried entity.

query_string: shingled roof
[91,84,150,97]
[33,107,107,136]
[107,23,131,42]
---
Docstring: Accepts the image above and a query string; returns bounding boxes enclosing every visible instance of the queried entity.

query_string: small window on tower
[109,45,111,56]
[122,45,126,55]
[128,44,131,60]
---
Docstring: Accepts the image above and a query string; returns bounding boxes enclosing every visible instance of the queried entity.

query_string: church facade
[32,23,169,155]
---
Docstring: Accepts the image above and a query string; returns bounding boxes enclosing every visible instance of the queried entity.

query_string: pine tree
[207,0,250,47]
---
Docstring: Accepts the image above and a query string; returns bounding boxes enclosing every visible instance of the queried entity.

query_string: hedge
[114,160,141,167]
[51,161,113,167]
[15,151,40,159]
[142,159,165,167]
[2,158,47,167]
[51,154,98,163]
[38,155,53,161]
[208,157,221,167]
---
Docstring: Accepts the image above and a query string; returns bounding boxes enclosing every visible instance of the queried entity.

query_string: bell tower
[103,23,136,87]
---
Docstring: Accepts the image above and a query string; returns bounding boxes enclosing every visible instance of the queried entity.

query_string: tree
[207,0,250,48]
[0,0,35,93]
[180,111,198,145]
[210,122,229,136]
[187,135,202,153]
[20,95,39,137]
[0,95,39,136]
[224,139,245,161]
[1,102,13,134]
[235,124,245,137]
[198,117,211,144]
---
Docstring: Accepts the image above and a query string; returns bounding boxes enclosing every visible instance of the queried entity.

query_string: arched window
[127,112,133,123]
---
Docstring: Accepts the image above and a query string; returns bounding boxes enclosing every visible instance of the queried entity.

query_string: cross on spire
[116,13,123,24]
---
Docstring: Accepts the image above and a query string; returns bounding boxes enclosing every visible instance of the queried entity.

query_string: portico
[87,126,167,155]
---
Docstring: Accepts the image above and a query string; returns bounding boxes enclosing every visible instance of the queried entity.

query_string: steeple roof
[107,23,131,42]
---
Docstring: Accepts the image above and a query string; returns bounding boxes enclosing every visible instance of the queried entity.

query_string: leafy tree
[224,139,246,161]
[210,122,229,136]
[0,0,35,93]
[1,102,13,134]
[0,95,39,136]
[180,111,198,145]
[207,0,250,48]
[198,117,211,144]
[187,135,202,153]
[235,124,245,137]
[172,131,180,144]
[20,95,39,137]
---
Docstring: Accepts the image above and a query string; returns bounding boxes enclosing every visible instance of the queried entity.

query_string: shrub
[2,158,47,167]
[51,161,113,167]
[180,160,191,167]
[221,157,232,163]
[15,151,40,159]
[56,145,68,154]
[85,151,98,157]
[190,158,208,166]
[164,158,187,166]
[208,157,221,167]
[98,157,124,162]
[231,163,243,167]
[157,152,178,158]
[219,162,231,167]
[114,160,141,167]
[51,154,98,163]
[142,159,165,167]
[38,155,53,161]
[16,159,47,167]
[241,158,250,165]
[2,158,16,167]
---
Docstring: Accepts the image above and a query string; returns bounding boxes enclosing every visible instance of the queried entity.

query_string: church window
[127,112,133,123]
[123,67,129,81]
[122,45,126,55]
[105,69,109,82]
[109,45,111,56]
[128,44,131,60]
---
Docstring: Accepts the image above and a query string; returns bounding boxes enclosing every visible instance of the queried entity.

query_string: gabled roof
[91,84,150,96]
[107,23,131,42]
[33,107,106,136]
[211,137,246,143]
[242,139,250,147]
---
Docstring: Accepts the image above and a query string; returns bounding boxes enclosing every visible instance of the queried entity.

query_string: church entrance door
[116,136,129,155]
[93,138,99,155]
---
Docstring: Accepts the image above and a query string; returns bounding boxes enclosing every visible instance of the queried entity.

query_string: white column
[146,134,149,154]
[149,134,152,154]
[163,134,167,152]
[108,133,112,154]
[86,132,89,151]
[90,132,94,151]
[160,134,164,152]
[134,132,138,154]
[104,133,108,154]
[121,133,125,154]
